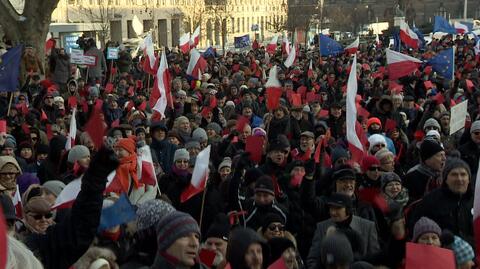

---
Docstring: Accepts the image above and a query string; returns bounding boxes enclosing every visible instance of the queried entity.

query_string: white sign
[450,100,468,135]
[82,55,97,66]
[70,49,84,64]
[107,47,119,60]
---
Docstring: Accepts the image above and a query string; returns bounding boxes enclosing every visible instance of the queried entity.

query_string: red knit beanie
[361,155,380,173]
[367,117,382,129]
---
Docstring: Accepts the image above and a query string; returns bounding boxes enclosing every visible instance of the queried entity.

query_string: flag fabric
[375,34,381,48]
[65,108,77,150]
[137,145,158,186]
[265,66,283,111]
[386,49,423,80]
[427,47,455,81]
[282,34,290,55]
[186,49,207,79]
[151,50,171,118]
[475,39,480,56]
[0,45,22,92]
[143,34,156,71]
[412,27,426,48]
[346,55,364,163]
[234,35,251,48]
[434,16,456,34]
[13,185,22,218]
[267,35,278,54]
[319,34,343,56]
[203,47,216,58]
[400,21,419,49]
[190,26,201,47]
[84,106,106,150]
[345,36,359,54]
[179,32,191,54]
[267,257,288,269]
[98,193,136,231]
[454,21,470,34]
[284,43,297,68]
[307,59,314,78]
[181,145,211,203]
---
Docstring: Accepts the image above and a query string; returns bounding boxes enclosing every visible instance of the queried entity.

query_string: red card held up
[424,81,433,89]
[104,83,114,94]
[405,242,455,269]
[236,116,250,132]
[318,109,329,118]
[385,119,397,133]
[266,87,282,111]
[267,257,288,269]
[290,93,302,106]
[246,135,264,163]
[198,249,217,268]
[68,96,78,108]
[0,120,6,133]
[85,108,106,150]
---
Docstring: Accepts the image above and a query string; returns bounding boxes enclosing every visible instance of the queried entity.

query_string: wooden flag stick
[198,184,208,231]
[7,92,14,117]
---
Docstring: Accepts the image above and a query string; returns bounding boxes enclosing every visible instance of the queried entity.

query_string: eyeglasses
[368,166,380,171]
[268,224,285,231]
[30,213,53,220]
[176,160,189,164]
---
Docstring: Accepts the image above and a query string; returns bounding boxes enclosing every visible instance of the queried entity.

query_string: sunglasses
[375,144,386,148]
[176,160,189,164]
[268,224,285,231]
[30,213,53,220]
[368,166,380,171]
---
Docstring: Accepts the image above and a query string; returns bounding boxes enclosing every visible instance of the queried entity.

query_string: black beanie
[320,233,354,266]
[244,168,264,186]
[442,158,471,183]
[254,176,275,195]
[261,212,286,231]
[420,139,444,161]
[205,213,230,241]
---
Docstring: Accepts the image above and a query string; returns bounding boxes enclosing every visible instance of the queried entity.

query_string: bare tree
[73,2,115,48]
[0,0,60,64]
[204,0,233,51]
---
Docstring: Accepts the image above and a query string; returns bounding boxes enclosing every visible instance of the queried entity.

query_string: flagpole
[198,184,208,231]
[7,92,14,117]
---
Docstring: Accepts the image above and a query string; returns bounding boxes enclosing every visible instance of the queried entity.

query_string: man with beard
[291,131,315,161]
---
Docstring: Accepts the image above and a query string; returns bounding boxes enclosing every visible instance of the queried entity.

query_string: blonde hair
[6,235,44,269]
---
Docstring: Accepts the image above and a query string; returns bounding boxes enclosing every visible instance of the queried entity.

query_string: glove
[304,159,316,178]
[84,146,119,188]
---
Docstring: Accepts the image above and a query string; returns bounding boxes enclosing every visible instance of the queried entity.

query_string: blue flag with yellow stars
[0,45,22,92]
[427,48,455,81]
[319,34,344,56]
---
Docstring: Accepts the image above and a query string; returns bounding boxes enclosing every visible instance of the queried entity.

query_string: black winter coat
[150,139,177,174]
[459,140,480,177]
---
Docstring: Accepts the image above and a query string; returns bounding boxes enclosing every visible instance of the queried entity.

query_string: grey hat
[185,140,201,150]
[320,233,354,266]
[67,145,90,163]
[192,128,208,142]
[300,131,315,139]
[412,217,442,243]
[174,148,190,162]
[218,157,232,170]
[470,120,480,134]
[380,172,402,191]
[156,211,200,251]
[423,118,441,131]
[42,180,66,197]
[136,199,176,231]
[206,122,222,135]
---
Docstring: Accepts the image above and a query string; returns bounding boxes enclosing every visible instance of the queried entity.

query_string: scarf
[413,163,441,193]
[115,155,139,193]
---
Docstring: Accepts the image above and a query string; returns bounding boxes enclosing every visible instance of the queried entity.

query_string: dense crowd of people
[0,31,479,269]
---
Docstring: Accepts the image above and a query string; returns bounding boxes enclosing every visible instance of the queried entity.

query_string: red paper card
[291,93,302,106]
[385,119,397,133]
[318,109,329,118]
[267,257,288,269]
[95,99,104,110]
[306,92,320,103]
[111,119,120,128]
[236,116,250,132]
[357,187,389,213]
[0,120,6,133]
[433,93,445,105]
[266,87,282,111]
[68,96,78,108]
[466,79,474,91]
[246,135,264,163]
[46,124,53,140]
[85,108,106,150]
[128,86,135,97]
[286,89,294,101]
[405,242,455,269]
[199,249,216,268]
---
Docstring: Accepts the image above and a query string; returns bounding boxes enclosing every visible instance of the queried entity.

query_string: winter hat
[412,217,442,242]
[331,147,349,164]
[227,228,268,268]
[374,148,394,162]
[185,140,201,150]
[423,118,441,131]
[67,145,90,163]
[3,140,15,149]
[225,100,235,107]
[368,134,387,152]
[205,213,230,241]
[442,158,471,183]
[254,176,275,195]
[24,196,51,214]
[17,173,40,195]
[268,237,295,265]
[0,194,17,221]
[36,144,49,155]
[420,139,444,161]
[425,130,441,140]
[42,180,65,197]
[156,211,200,251]
[88,258,110,269]
[327,193,353,209]
[470,120,480,134]
[367,117,382,129]
[320,233,354,266]
[450,235,475,266]
[206,122,222,135]
[175,116,190,126]
[380,172,402,191]
[115,138,136,155]
[332,168,356,182]
[303,105,311,113]
[218,157,232,170]
[267,136,290,152]
[173,148,190,162]
[136,199,176,231]
[261,213,286,231]
[252,127,267,137]
[350,261,374,269]
[192,128,208,142]
[361,156,380,173]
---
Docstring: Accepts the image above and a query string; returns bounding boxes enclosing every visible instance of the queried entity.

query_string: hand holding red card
[246,136,264,163]
[405,242,455,269]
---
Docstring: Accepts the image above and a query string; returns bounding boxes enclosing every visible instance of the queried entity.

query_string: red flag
[245,136,264,163]
[68,96,78,109]
[236,116,250,132]
[405,242,455,269]
[21,123,30,134]
[386,49,422,80]
[385,119,397,133]
[127,86,135,97]
[105,83,114,94]
[318,109,329,118]
[84,107,106,150]
[186,49,207,79]
[179,33,191,54]
[266,87,282,111]
[399,21,420,49]
[433,93,445,105]
[266,35,279,54]
[306,92,320,103]
[151,50,172,119]
[466,79,474,92]
[16,103,29,115]
[344,36,359,54]
[138,145,158,186]
[314,137,323,164]
[0,120,6,133]
[346,55,365,164]
[307,59,314,78]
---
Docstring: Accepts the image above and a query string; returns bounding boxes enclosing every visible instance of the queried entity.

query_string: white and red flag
[454,21,469,34]
[151,50,172,118]
[142,33,158,75]
[345,36,359,54]
[190,26,201,47]
[13,185,22,218]
[386,48,423,80]
[346,55,365,163]
[186,49,207,79]
[400,21,419,49]
[181,145,211,203]
[65,108,77,150]
[266,35,278,54]
[179,32,191,54]
[284,42,297,68]
[282,34,290,55]
[307,59,314,78]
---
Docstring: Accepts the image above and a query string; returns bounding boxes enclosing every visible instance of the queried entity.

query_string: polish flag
[179,32,191,54]
[181,145,211,203]
[13,185,22,218]
[137,145,158,186]
[307,59,314,78]
[454,21,469,34]
[143,33,156,71]
[346,55,365,164]
[151,50,171,119]
[186,49,207,79]
[265,66,283,110]
[265,51,270,65]
[284,43,296,68]
[399,21,419,49]
[345,36,359,54]
[65,108,77,150]
[190,26,201,47]
[282,34,290,55]
[386,48,423,80]
[475,39,480,56]
[375,34,381,48]
[266,35,278,54]
[473,157,480,259]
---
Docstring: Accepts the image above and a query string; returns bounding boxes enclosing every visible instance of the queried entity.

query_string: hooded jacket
[227,228,270,269]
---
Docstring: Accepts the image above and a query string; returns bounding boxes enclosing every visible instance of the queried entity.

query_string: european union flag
[427,48,455,80]
[434,16,456,34]
[234,34,250,48]
[393,31,402,52]
[319,34,343,56]
[98,194,136,231]
[412,27,426,48]
[0,45,22,92]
